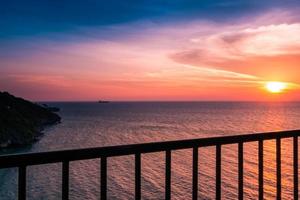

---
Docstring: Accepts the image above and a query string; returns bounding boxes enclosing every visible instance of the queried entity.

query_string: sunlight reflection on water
[1,102,300,199]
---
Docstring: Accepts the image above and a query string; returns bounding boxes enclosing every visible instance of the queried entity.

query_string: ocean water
[1,102,300,199]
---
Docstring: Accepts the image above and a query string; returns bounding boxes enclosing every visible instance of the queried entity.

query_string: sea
[1,102,300,199]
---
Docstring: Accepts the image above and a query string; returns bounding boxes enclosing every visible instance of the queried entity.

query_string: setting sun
[265,81,287,93]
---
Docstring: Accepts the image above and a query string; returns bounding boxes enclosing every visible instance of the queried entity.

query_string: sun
[265,81,287,93]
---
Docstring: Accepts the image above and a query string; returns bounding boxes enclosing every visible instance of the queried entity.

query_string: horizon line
[38,100,300,103]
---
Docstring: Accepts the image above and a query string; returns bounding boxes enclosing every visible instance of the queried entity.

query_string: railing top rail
[0,129,299,169]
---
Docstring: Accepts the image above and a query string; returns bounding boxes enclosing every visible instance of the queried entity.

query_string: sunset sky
[1,0,300,101]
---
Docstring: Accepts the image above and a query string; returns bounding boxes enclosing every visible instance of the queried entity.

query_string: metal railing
[0,130,299,200]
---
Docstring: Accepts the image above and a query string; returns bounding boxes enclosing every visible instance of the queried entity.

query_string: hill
[0,92,61,148]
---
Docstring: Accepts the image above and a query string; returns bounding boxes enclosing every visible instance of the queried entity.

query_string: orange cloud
[1,10,300,100]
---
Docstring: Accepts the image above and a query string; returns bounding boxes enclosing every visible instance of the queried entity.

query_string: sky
[1,0,300,101]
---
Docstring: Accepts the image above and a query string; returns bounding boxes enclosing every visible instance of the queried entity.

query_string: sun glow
[265,81,287,93]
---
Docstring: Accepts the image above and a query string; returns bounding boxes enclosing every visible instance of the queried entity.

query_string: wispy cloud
[1,9,300,100]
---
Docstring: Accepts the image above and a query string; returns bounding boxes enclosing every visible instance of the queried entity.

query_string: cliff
[0,92,61,148]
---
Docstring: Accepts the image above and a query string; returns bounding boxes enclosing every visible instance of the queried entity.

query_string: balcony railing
[0,130,299,200]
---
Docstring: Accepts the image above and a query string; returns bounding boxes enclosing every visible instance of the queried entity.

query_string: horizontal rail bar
[0,130,300,168]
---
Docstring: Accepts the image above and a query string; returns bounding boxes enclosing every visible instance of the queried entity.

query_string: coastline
[0,92,61,148]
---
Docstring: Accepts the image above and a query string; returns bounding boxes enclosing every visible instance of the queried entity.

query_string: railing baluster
[165,150,171,200]
[101,157,107,200]
[216,144,221,200]
[62,161,69,200]
[1,130,300,200]
[135,153,141,200]
[192,147,198,200]
[294,136,298,200]
[259,140,264,200]
[238,142,244,200]
[276,138,281,200]
[18,165,26,200]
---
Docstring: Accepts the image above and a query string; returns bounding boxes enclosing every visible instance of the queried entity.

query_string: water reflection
[0,102,300,199]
